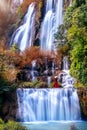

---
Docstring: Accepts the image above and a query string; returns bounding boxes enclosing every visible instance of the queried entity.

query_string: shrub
[5,120,27,130]
[0,119,27,130]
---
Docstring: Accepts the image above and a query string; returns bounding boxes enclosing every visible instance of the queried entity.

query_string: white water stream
[10,3,35,51]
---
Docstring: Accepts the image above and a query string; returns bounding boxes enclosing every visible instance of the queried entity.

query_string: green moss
[35,82,48,88]
[48,82,53,88]
[19,82,33,88]
[32,80,39,87]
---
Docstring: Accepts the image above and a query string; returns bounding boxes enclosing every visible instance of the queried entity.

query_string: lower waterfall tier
[17,88,81,122]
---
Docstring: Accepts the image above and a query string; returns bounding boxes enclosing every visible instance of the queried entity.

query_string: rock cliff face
[77,88,87,120]
[2,90,18,122]
[11,0,23,13]
[1,88,87,121]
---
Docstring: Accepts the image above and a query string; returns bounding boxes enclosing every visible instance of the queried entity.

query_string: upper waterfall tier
[10,3,35,51]
[17,88,81,122]
[40,0,63,51]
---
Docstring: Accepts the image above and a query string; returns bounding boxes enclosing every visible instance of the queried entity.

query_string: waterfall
[60,56,75,88]
[46,0,53,13]
[48,76,51,86]
[69,0,72,6]
[10,3,35,51]
[17,88,81,122]
[63,56,69,70]
[31,60,36,81]
[40,0,63,51]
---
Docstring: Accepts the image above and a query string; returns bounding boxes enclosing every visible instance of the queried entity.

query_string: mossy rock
[19,82,33,88]
[35,82,48,88]
[32,80,39,87]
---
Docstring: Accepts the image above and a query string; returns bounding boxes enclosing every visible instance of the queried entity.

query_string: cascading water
[63,56,69,70]
[10,3,35,51]
[61,56,75,88]
[69,0,72,6]
[40,0,63,51]
[15,0,81,123]
[17,88,81,122]
[31,60,36,81]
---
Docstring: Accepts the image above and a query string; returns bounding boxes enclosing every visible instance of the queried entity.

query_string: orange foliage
[0,38,7,52]
[18,47,63,68]
[21,0,42,13]
[0,43,63,82]
[19,46,51,67]
[1,68,18,83]
[54,51,63,67]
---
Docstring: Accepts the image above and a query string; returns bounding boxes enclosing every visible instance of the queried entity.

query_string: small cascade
[31,60,36,81]
[55,0,63,29]
[52,61,55,74]
[63,56,69,70]
[46,0,53,13]
[40,0,63,51]
[10,3,35,51]
[17,88,81,122]
[40,10,55,51]
[61,56,75,88]
[69,0,72,6]
[48,76,51,86]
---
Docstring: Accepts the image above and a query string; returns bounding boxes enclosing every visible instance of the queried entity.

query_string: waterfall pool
[22,121,87,130]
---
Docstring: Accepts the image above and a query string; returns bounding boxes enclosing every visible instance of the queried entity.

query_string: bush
[0,118,4,124]
[5,120,27,130]
[0,119,27,130]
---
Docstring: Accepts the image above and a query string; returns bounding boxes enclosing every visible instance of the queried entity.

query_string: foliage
[55,0,87,86]
[64,5,75,29]
[0,43,20,99]
[0,119,27,130]
[19,46,53,68]
[56,44,69,56]
[75,0,86,7]
[21,0,41,13]
[0,76,17,108]
[17,6,23,19]
[18,80,48,88]
[55,24,67,45]
[67,5,87,86]
[0,44,20,82]
[55,24,69,56]
[0,118,4,124]
[32,79,39,86]
[65,3,87,86]
[35,81,48,88]
[18,82,33,88]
